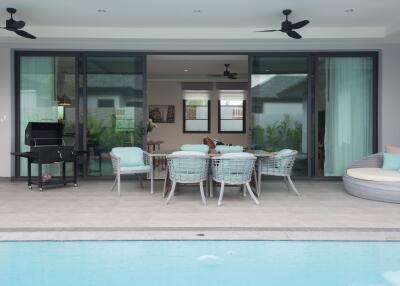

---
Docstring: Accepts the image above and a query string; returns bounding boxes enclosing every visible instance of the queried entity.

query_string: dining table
[149,149,274,197]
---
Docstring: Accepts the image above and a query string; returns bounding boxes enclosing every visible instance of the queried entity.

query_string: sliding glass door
[85,55,144,176]
[18,55,77,176]
[16,52,145,178]
[315,56,375,176]
[250,56,309,176]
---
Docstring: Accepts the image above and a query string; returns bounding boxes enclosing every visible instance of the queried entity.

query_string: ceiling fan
[257,9,309,39]
[1,8,36,39]
[223,64,238,79]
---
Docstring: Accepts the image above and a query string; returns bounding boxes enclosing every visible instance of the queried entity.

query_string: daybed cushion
[382,153,400,170]
[347,168,400,182]
[386,145,400,153]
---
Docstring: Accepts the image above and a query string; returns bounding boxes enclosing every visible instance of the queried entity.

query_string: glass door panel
[315,57,374,176]
[251,56,309,176]
[85,56,144,176]
[19,56,77,176]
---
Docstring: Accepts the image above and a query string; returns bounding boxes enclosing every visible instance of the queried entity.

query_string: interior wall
[0,39,400,177]
[147,81,248,150]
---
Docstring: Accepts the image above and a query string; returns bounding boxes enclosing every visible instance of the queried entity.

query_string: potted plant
[146,118,157,141]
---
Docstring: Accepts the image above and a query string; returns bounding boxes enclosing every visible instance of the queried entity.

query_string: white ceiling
[1,0,400,41]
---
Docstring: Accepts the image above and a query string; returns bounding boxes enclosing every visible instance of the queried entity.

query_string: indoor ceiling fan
[1,8,36,39]
[223,64,238,79]
[257,9,309,39]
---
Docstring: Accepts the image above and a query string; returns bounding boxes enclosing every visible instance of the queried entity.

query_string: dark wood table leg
[38,163,43,191]
[62,161,66,186]
[27,158,32,190]
[73,158,78,187]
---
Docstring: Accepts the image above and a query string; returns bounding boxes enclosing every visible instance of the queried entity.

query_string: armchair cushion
[120,165,151,172]
[111,147,145,167]
[180,144,209,154]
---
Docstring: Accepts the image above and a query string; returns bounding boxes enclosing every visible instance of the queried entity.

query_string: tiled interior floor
[0,179,399,230]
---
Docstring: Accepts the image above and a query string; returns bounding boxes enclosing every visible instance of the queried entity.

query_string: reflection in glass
[86,56,143,176]
[19,56,76,176]
[251,57,308,175]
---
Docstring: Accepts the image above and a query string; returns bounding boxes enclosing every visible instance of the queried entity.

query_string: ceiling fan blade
[14,20,26,29]
[289,20,309,30]
[256,29,279,32]
[286,30,302,39]
[14,29,36,39]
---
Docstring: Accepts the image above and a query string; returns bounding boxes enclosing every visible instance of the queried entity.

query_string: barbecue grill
[12,122,85,191]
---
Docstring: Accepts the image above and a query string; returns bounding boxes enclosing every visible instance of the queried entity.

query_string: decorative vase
[147,133,151,142]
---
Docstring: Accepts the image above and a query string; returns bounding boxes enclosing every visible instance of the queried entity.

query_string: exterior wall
[0,39,399,177]
[147,81,248,150]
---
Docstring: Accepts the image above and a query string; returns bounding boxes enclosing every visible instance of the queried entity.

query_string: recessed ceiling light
[193,9,201,14]
[184,69,189,72]
[97,9,107,13]
[345,8,354,13]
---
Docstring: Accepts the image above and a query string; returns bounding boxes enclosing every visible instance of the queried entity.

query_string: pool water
[1,241,400,286]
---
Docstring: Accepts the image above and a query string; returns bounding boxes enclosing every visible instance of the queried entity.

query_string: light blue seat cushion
[171,151,207,157]
[382,153,400,170]
[120,165,151,172]
[111,147,144,167]
[215,145,244,154]
[180,144,209,154]
[220,152,255,159]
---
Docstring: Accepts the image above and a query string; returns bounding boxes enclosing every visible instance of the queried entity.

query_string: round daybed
[343,153,400,203]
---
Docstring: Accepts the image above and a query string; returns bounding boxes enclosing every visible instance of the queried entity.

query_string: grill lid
[25,122,64,146]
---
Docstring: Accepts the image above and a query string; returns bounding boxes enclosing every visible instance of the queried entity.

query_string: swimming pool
[0,240,399,286]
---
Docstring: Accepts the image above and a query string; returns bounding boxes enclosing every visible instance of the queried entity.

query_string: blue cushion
[120,165,151,172]
[171,151,206,157]
[382,153,400,170]
[180,144,209,154]
[220,152,255,159]
[111,147,144,167]
[215,145,244,154]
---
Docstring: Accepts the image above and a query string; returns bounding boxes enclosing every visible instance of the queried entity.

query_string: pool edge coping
[1,229,400,241]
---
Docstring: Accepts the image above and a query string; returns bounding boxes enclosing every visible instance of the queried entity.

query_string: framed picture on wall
[149,105,175,123]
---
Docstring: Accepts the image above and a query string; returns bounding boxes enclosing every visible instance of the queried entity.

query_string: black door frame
[14,50,379,179]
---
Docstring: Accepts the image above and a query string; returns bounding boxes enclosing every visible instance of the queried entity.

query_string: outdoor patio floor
[0,179,399,233]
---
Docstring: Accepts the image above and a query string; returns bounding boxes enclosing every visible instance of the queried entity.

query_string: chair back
[211,153,256,184]
[215,145,244,154]
[260,149,298,176]
[180,144,209,154]
[167,151,209,183]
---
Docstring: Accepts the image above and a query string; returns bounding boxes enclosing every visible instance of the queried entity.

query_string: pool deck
[0,179,399,241]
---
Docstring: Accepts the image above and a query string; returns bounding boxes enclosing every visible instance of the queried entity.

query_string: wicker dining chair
[165,151,209,206]
[211,153,259,206]
[257,149,299,196]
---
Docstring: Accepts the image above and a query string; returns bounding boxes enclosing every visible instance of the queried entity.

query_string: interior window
[218,90,245,133]
[183,90,210,133]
